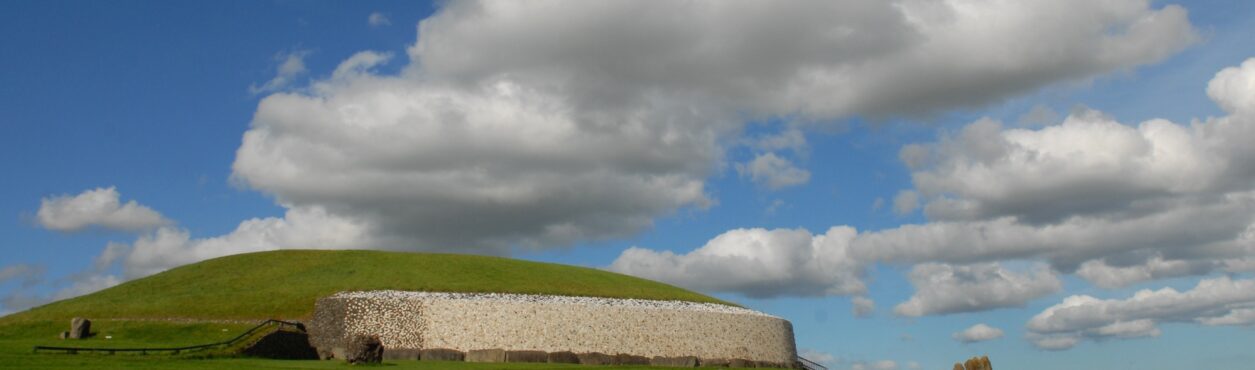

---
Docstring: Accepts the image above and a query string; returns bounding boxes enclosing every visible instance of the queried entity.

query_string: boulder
[420,348,466,362]
[69,318,91,339]
[578,352,614,365]
[548,351,580,364]
[652,356,700,367]
[729,359,758,368]
[345,334,383,365]
[58,331,69,340]
[506,350,549,363]
[614,353,651,365]
[701,358,731,367]
[383,348,421,360]
[467,349,506,363]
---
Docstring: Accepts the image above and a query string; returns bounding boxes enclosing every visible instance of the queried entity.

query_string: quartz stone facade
[308,291,797,365]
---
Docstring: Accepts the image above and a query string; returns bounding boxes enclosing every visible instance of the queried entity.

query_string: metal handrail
[32,319,303,355]
[797,355,828,370]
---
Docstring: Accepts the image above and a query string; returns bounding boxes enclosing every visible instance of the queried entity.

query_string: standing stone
[345,334,383,365]
[58,331,69,340]
[69,318,91,339]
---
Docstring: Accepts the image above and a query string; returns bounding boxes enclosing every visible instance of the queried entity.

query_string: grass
[0,250,741,369]
[1,249,729,323]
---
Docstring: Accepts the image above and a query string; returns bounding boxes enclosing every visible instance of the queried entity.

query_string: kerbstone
[652,356,699,367]
[420,348,465,362]
[466,349,506,363]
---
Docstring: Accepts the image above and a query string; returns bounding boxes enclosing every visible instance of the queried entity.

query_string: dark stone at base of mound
[383,348,421,360]
[506,350,549,363]
[420,348,466,361]
[467,349,506,363]
[614,354,651,365]
[729,359,757,368]
[652,356,699,367]
[241,330,319,360]
[578,352,614,365]
[345,334,383,365]
[548,351,580,364]
[701,359,731,367]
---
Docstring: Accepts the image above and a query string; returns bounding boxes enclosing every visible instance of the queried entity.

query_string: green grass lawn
[1,249,729,324]
[0,250,741,369]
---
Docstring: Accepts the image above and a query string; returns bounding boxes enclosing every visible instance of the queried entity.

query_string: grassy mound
[1,250,728,323]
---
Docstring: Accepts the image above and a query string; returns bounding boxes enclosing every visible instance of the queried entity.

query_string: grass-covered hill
[1,249,729,323]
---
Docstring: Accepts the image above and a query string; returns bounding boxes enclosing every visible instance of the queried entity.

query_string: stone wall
[309,291,797,365]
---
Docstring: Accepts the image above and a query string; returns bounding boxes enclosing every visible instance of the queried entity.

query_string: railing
[797,355,828,370]
[32,319,303,355]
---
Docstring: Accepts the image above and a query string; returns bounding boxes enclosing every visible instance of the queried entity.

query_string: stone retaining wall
[309,291,797,365]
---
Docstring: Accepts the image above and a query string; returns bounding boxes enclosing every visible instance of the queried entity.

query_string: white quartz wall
[308,291,797,364]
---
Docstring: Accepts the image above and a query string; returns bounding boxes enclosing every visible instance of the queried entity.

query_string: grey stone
[701,358,731,367]
[578,352,614,365]
[548,351,580,364]
[58,331,69,340]
[466,349,506,363]
[615,353,651,365]
[420,348,466,362]
[652,356,700,367]
[69,318,91,339]
[345,334,383,365]
[729,359,758,368]
[383,348,421,360]
[506,350,549,363]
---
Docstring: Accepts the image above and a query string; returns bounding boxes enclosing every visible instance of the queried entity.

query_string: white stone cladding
[308,291,797,365]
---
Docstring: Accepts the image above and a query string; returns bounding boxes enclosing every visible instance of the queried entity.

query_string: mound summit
[1,250,730,323]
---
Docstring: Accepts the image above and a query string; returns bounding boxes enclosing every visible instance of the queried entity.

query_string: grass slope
[2,250,727,323]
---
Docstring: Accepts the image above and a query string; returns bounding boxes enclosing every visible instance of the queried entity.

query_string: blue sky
[3,1,1255,369]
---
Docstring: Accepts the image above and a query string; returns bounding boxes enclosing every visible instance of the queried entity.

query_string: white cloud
[1027,276,1255,350]
[952,323,1004,343]
[905,361,920,370]
[852,296,875,318]
[230,0,1194,254]
[892,190,918,215]
[0,265,43,287]
[368,12,391,27]
[609,227,866,298]
[249,50,310,94]
[117,206,375,278]
[737,152,811,190]
[895,263,1061,317]
[852,58,1255,290]
[36,187,168,232]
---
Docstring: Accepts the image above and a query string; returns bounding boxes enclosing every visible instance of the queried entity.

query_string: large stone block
[652,356,699,367]
[420,348,466,362]
[383,348,421,360]
[578,352,614,365]
[615,353,651,365]
[506,350,549,363]
[69,318,91,339]
[548,351,580,364]
[467,349,506,363]
[729,359,758,368]
[345,334,383,365]
[701,358,731,367]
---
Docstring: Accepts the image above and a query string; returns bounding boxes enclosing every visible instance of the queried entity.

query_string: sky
[2,0,1254,369]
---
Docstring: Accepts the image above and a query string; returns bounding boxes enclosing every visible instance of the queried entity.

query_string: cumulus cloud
[892,190,919,216]
[368,12,391,27]
[608,227,866,298]
[853,57,1255,290]
[249,49,310,94]
[852,360,898,370]
[953,323,1004,343]
[0,265,43,287]
[852,296,875,318]
[895,263,1061,316]
[231,0,1195,254]
[36,187,168,232]
[737,153,811,190]
[1027,276,1255,350]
